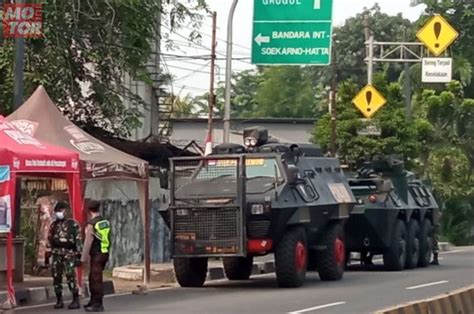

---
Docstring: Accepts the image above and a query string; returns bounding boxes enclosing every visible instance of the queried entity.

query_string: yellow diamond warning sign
[417,14,458,57]
[352,85,387,119]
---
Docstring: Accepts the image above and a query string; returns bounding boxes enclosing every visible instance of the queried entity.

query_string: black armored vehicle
[167,128,355,287]
[344,156,440,270]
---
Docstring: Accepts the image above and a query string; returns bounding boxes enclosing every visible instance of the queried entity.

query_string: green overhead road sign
[252,0,333,65]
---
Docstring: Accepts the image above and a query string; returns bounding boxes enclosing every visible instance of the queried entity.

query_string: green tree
[254,66,315,118]
[0,0,207,136]
[307,5,415,88]
[314,73,427,168]
[412,81,474,244]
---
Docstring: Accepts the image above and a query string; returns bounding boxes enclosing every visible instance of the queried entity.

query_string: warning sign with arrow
[352,85,387,119]
[417,14,458,57]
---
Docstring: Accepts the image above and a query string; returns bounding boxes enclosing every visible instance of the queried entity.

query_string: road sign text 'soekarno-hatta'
[252,0,333,65]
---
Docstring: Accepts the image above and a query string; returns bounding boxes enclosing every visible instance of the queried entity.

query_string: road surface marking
[288,301,346,313]
[405,280,448,290]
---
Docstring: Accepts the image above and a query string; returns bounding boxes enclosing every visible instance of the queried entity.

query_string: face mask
[55,212,65,220]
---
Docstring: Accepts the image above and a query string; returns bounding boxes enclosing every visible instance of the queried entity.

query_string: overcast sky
[164,0,426,97]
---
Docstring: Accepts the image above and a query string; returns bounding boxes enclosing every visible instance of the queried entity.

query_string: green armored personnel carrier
[167,128,355,288]
[344,156,440,270]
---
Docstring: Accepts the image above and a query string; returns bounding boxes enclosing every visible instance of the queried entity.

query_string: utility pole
[223,0,239,143]
[205,12,217,155]
[329,33,337,158]
[363,8,374,85]
[150,0,162,137]
[13,0,25,238]
[13,0,25,110]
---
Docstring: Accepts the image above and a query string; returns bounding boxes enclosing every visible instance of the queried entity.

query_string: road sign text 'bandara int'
[252,0,333,65]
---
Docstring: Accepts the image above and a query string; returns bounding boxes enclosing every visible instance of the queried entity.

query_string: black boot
[430,254,440,265]
[83,299,93,308]
[54,293,64,309]
[85,303,104,312]
[68,292,80,309]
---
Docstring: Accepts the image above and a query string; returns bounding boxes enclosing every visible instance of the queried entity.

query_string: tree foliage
[313,74,427,168]
[0,0,207,136]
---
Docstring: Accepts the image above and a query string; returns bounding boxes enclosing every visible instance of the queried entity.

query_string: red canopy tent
[0,116,82,307]
[7,86,151,287]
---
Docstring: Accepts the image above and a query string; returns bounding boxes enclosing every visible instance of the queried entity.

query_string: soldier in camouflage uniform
[48,201,83,310]
[431,225,440,265]
[431,209,441,265]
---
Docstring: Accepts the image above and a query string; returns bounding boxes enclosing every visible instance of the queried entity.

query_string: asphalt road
[17,247,474,314]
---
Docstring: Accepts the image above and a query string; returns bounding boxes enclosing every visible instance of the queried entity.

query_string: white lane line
[288,301,346,313]
[405,280,448,290]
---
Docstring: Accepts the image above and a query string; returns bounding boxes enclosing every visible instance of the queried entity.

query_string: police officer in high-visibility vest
[81,201,111,312]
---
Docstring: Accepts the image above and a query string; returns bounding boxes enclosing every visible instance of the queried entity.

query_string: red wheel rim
[295,241,306,272]
[335,238,345,265]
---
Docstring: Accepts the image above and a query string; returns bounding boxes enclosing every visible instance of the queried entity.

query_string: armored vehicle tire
[405,219,421,269]
[418,219,433,267]
[383,219,407,271]
[173,257,208,287]
[316,223,345,281]
[223,256,254,280]
[275,227,307,288]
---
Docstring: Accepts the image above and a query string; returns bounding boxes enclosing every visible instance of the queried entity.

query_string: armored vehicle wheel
[383,219,407,271]
[418,218,433,267]
[173,257,208,287]
[275,227,307,288]
[316,223,345,281]
[223,256,254,280]
[405,219,421,269]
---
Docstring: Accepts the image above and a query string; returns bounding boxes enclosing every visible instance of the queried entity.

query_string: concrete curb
[114,260,277,283]
[375,284,474,314]
[439,242,453,252]
[0,280,114,310]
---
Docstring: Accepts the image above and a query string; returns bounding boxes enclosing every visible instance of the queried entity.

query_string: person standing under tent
[81,201,111,312]
[48,201,82,310]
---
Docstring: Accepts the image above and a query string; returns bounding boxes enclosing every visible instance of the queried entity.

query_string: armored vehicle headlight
[251,204,265,215]
[176,209,189,216]
[368,194,378,203]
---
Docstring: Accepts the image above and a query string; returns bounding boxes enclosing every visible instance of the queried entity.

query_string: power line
[182,24,251,51]
[174,84,208,92]
[162,24,252,65]
[171,40,250,56]
[174,62,211,81]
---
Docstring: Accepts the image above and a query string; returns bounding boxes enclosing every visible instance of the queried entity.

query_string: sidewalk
[0,275,115,308]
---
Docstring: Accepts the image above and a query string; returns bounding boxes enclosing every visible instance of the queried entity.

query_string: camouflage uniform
[431,209,441,265]
[432,224,440,264]
[48,219,82,295]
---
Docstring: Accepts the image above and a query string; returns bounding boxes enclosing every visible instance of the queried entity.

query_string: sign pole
[330,33,337,158]
[223,0,239,144]
[403,28,412,122]
[367,36,374,85]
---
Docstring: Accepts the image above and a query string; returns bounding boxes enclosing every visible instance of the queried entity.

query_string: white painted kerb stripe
[406,280,448,290]
[288,301,346,313]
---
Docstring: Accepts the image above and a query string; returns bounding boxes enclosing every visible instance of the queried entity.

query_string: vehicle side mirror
[287,166,300,185]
